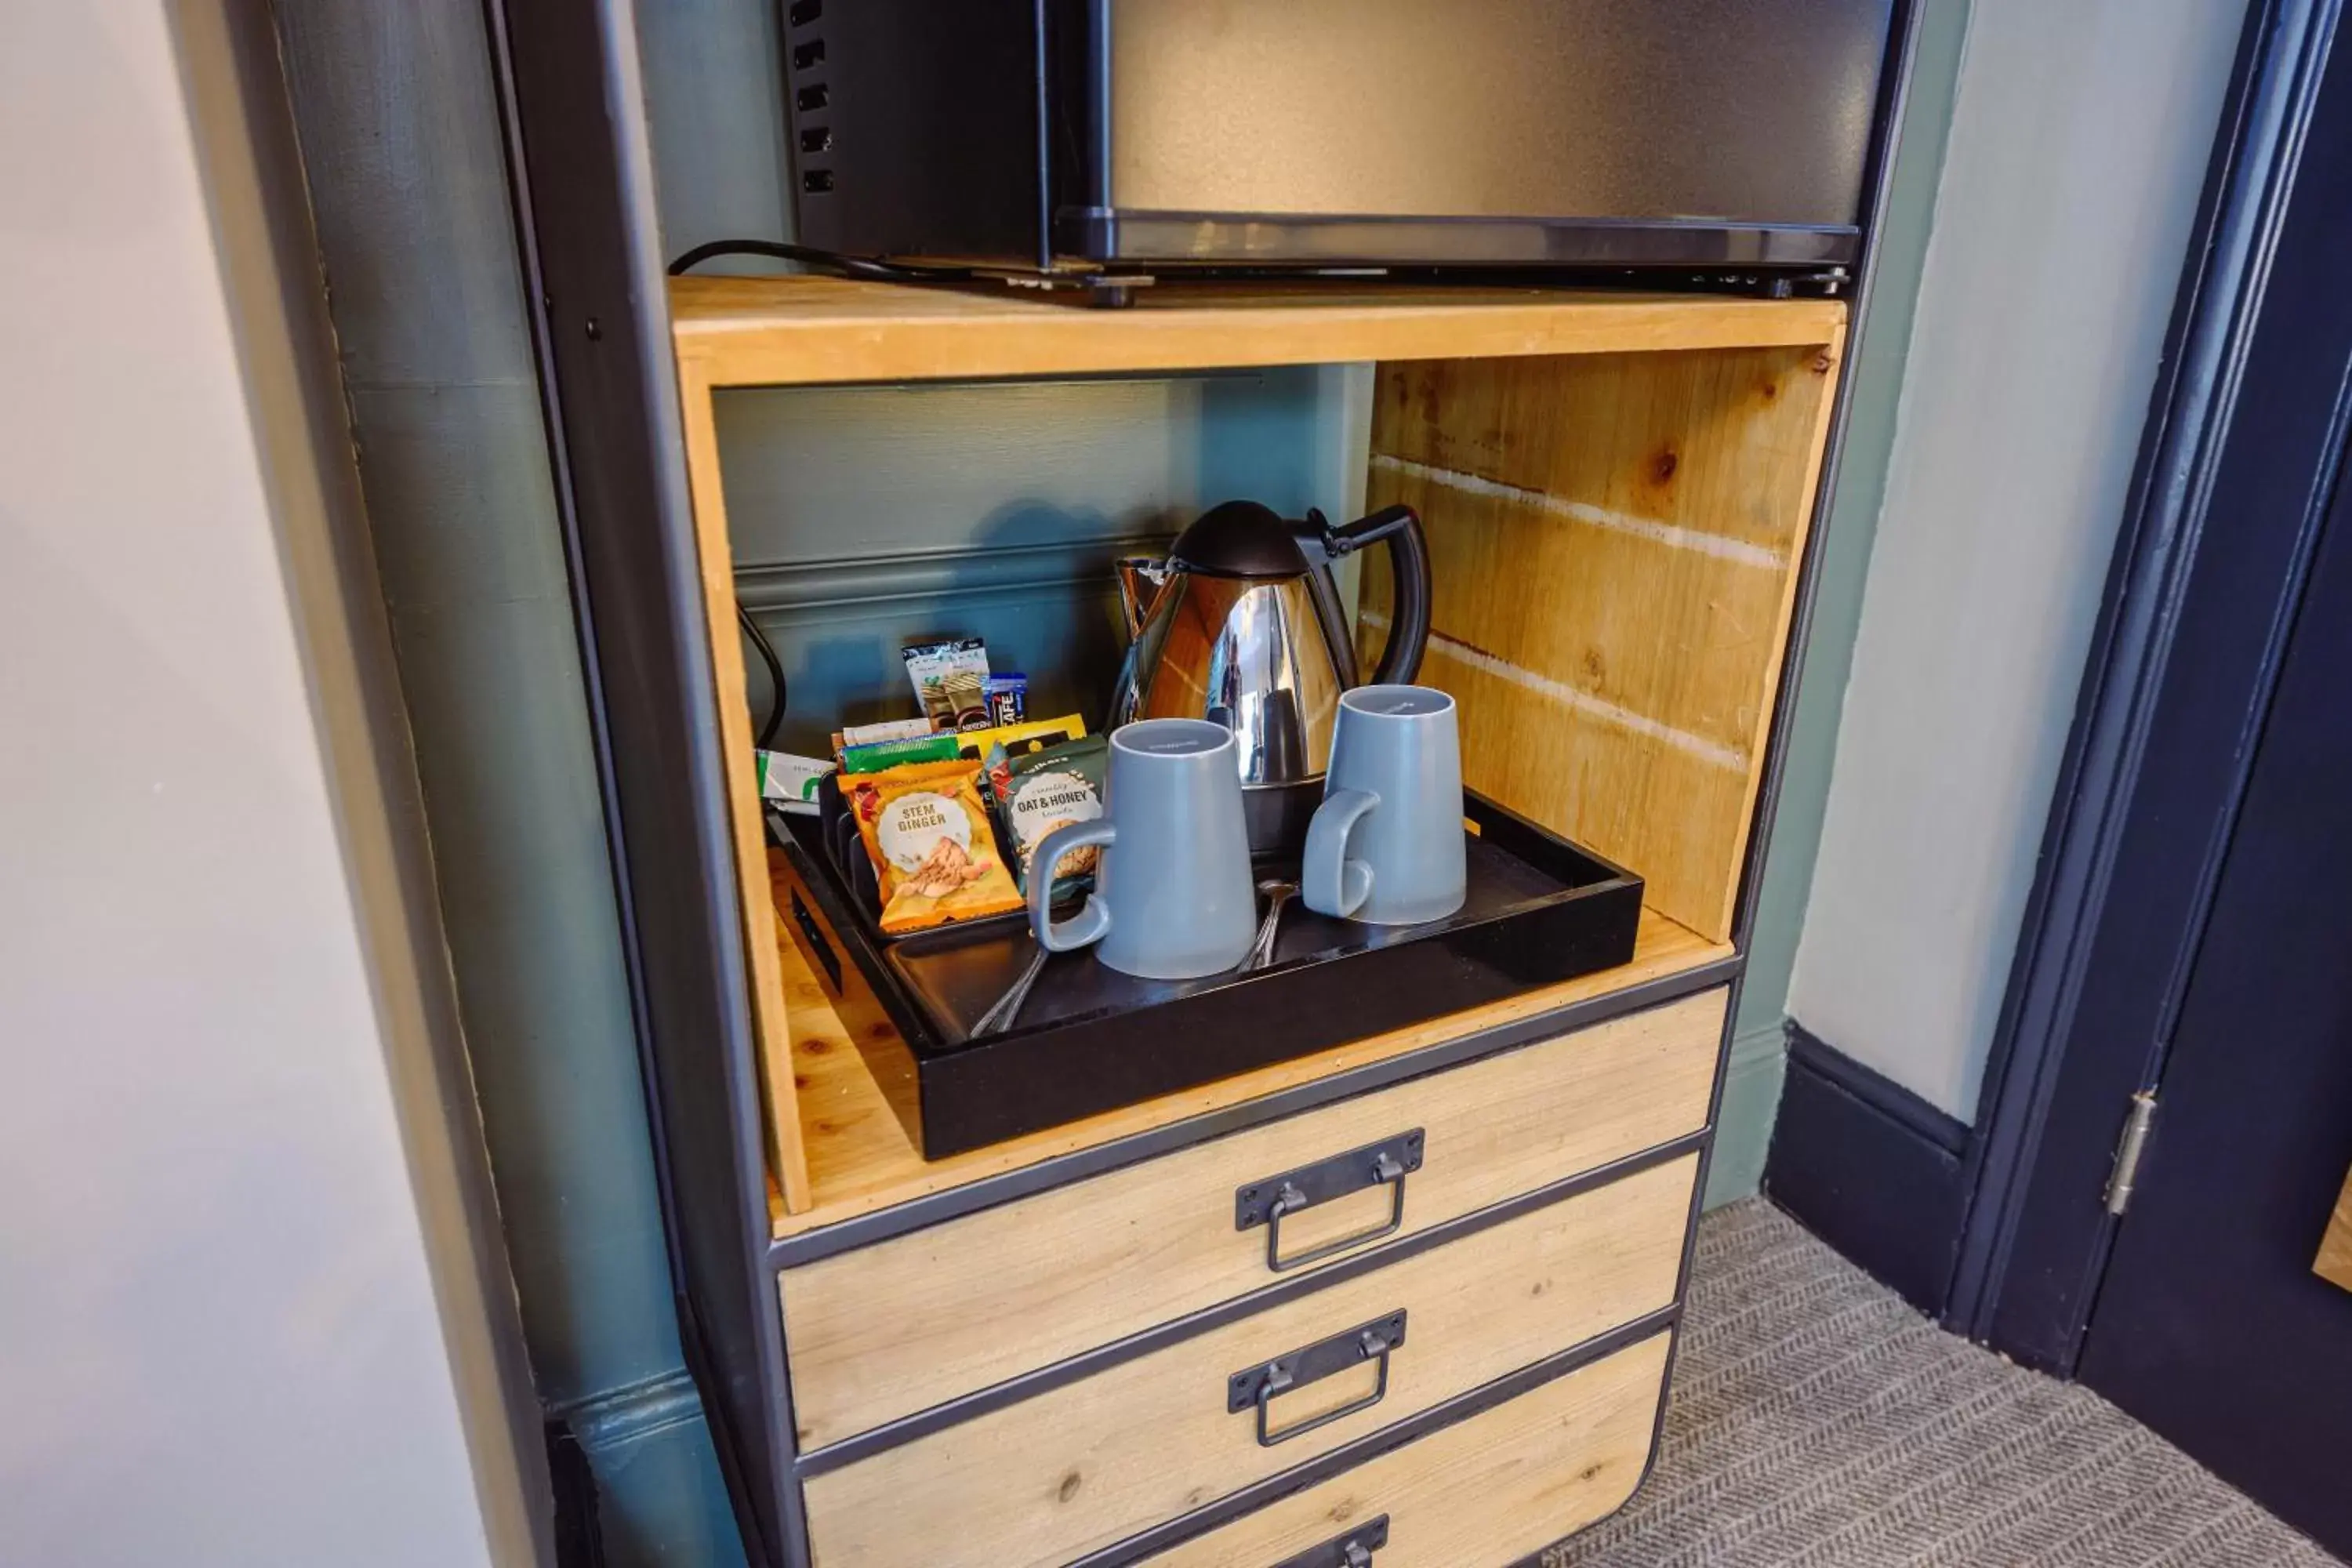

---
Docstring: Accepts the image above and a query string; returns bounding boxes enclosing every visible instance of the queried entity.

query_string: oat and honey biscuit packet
[983,734,1109,901]
[848,758,1022,934]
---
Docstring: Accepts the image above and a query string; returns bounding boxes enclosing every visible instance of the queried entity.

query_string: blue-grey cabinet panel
[718,368,1368,751]
[278,0,681,1410]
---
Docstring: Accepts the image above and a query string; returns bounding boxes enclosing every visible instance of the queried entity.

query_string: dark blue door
[2072,439,2352,1555]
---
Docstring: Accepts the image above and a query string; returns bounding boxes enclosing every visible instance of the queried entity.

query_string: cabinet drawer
[1140,1330,1672,1568]
[781,989,1721,1450]
[800,1152,1697,1568]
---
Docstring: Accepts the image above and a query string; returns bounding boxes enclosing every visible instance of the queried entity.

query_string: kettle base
[1243,778,1326,861]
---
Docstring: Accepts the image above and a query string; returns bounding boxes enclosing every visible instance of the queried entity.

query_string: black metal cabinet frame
[477,3,1919,1560]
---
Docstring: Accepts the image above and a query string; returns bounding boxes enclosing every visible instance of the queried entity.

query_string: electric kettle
[1109,499,1434,855]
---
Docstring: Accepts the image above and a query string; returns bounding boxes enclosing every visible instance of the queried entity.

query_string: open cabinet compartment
[665,279,1846,1233]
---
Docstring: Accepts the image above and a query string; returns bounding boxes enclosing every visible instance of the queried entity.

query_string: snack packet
[902,637,991,731]
[944,712,1088,765]
[848,759,1022,934]
[984,735,1109,899]
[837,716,935,750]
[983,673,1028,726]
[756,750,834,814]
[839,732,960,774]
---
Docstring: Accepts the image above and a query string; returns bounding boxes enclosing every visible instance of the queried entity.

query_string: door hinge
[2103,1091,2159,1215]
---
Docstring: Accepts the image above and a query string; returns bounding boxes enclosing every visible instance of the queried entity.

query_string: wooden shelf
[764,849,1730,1240]
[670,275,1848,390]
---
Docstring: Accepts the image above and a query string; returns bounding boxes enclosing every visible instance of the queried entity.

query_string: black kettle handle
[1322,505,1432,685]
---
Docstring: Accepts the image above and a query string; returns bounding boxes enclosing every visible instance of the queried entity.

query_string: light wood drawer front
[781,989,1722,1450]
[1142,1330,1671,1568]
[800,1152,1697,1568]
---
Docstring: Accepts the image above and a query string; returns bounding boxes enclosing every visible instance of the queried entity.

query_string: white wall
[0,9,514,1563]
[1788,0,2247,1119]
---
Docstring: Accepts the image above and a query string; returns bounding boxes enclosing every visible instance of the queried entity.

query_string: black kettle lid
[1168,499,1313,579]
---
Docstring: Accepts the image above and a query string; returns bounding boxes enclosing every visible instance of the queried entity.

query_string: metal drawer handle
[1272,1515,1389,1568]
[1236,1130,1425,1272]
[1228,1311,1406,1447]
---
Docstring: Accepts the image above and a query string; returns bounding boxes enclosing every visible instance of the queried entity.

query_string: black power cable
[737,604,787,751]
[666,237,977,284]
[677,238,975,752]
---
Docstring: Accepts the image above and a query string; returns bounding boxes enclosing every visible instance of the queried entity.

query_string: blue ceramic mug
[1028,719,1258,979]
[1303,684,1467,925]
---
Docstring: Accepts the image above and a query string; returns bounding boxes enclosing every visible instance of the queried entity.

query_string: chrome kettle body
[1109,499,1434,855]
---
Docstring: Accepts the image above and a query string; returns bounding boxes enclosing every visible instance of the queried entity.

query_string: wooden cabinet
[476,9,1919,1564]
[503,110,1851,1556]
[642,279,1844,1567]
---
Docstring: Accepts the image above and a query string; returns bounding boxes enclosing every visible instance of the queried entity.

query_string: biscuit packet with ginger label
[848,758,1022,935]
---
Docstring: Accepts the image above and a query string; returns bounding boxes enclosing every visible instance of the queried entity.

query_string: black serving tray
[769,787,1642,1160]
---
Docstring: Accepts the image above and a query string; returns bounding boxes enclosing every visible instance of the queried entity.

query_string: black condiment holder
[771,775,1643,1160]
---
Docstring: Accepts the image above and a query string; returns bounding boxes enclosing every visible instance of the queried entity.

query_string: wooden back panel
[1357,342,1843,941]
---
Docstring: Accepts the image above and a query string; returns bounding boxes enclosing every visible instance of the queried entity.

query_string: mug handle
[1029,819,1120,952]
[1303,789,1380,919]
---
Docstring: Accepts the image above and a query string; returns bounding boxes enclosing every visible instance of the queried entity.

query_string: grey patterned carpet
[1550,1200,2339,1568]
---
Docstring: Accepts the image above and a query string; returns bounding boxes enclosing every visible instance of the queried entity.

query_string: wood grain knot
[1057,1470,1083,1504]
[801,1036,830,1055]
[1812,352,1835,375]
[1650,449,1680,482]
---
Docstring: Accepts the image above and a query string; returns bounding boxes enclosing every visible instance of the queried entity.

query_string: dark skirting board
[1763,1022,1972,1316]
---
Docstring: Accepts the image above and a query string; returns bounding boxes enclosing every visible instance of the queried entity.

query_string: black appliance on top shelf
[779,0,1897,292]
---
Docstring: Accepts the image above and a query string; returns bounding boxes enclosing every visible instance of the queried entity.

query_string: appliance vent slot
[786,0,821,25]
[793,39,825,71]
[802,169,835,194]
[797,83,828,113]
[800,128,833,154]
